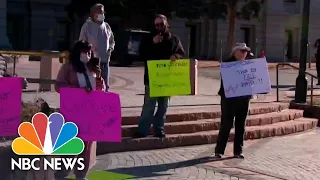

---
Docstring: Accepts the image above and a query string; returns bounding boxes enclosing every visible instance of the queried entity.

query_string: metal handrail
[0,50,66,57]
[0,50,69,75]
[276,63,318,105]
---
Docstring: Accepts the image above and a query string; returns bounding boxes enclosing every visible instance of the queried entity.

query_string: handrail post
[276,64,279,102]
[311,77,314,105]
[13,55,17,75]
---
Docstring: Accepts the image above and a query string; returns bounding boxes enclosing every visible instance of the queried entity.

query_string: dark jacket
[218,56,252,99]
[139,32,186,85]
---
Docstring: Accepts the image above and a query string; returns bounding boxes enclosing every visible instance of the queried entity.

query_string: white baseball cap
[232,43,251,53]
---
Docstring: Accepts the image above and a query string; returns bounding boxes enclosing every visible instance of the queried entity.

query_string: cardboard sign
[0,77,22,136]
[220,58,271,98]
[147,59,191,97]
[60,88,121,142]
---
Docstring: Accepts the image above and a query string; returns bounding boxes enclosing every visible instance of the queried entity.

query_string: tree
[223,0,265,55]
[173,0,264,56]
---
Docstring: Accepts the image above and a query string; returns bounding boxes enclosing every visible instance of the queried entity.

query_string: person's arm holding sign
[170,36,185,61]
[55,64,73,93]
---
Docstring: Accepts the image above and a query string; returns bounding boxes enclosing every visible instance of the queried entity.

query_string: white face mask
[97,14,105,22]
[80,53,90,63]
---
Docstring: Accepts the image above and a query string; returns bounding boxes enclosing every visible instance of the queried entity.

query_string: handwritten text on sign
[220,58,271,98]
[0,77,22,136]
[60,88,121,142]
[147,59,191,97]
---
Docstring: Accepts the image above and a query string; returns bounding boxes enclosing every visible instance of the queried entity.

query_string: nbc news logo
[11,113,85,171]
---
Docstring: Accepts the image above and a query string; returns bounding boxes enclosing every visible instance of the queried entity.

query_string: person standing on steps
[215,43,253,159]
[55,40,105,180]
[134,14,186,138]
[79,3,115,91]
[314,39,320,85]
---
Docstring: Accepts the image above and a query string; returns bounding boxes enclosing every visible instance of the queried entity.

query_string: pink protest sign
[60,88,122,142]
[0,77,22,136]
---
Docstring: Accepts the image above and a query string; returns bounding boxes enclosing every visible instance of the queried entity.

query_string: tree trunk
[226,5,237,56]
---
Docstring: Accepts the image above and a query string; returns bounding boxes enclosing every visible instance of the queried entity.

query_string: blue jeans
[100,62,110,91]
[138,86,170,136]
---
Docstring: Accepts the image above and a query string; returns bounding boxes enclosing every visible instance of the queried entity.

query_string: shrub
[21,98,52,122]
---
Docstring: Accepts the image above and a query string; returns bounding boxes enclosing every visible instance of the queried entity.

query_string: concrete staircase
[97,103,318,154]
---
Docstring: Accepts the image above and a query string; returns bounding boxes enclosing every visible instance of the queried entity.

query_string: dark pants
[137,86,170,136]
[215,97,250,155]
[316,54,320,80]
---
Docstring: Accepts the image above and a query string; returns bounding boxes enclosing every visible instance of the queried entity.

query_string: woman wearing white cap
[215,43,252,159]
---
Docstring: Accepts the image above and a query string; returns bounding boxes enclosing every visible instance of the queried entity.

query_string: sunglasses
[240,49,248,53]
[155,22,164,27]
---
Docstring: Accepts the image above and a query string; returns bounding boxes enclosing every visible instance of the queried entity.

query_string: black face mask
[151,26,167,35]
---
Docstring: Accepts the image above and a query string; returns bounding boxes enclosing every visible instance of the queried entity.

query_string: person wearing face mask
[214,43,252,159]
[134,14,186,138]
[79,3,115,91]
[54,40,105,180]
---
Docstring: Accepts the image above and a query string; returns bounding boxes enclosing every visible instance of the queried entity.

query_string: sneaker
[234,153,245,159]
[154,131,166,138]
[214,153,222,158]
[133,132,147,138]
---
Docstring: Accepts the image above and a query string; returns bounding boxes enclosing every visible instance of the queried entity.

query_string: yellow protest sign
[147,59,191,97]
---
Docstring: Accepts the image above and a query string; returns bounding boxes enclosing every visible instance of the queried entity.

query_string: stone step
[122,103,289,125]
[122,109,304,137]
[97,118,318,154]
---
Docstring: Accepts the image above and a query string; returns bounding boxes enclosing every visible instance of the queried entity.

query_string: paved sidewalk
[93,129,319,180]
[19,63,280,108]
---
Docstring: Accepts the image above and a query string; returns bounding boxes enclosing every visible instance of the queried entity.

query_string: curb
[0,141,14,180]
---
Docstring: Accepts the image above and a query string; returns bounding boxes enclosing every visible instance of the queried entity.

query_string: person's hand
[92,66,102,78]
[170,55,177,62]
[153,34,163,44]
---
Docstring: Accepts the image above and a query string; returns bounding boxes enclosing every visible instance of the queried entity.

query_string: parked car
[112,29,150,66]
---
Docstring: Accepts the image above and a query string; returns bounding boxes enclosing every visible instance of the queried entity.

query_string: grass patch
[67,170,136,180]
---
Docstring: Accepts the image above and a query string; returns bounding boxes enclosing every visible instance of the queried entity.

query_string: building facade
[170,0,320,62]
[0,0,320,62]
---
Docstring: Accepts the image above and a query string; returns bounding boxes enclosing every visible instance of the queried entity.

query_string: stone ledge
[97,118,318,154]
[0,140,14,180]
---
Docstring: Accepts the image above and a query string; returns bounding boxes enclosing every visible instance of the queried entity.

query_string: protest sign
[220,58,271,98]
[147,59,192,97]
[60,88,121,142]
[0,77,22,136]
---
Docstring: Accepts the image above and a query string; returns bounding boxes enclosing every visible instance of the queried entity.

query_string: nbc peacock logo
[12,112,84,155]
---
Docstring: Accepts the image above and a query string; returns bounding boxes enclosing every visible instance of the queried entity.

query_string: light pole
[295,0,311,103]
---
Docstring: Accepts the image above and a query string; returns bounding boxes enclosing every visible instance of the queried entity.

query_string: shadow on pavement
[106,156,234,179]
